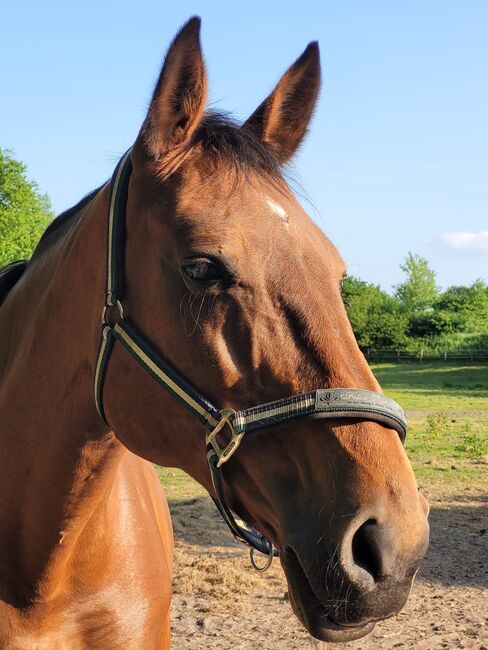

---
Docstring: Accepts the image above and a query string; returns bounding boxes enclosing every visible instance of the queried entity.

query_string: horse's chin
[282,548,376,643]
[303,619,375,643]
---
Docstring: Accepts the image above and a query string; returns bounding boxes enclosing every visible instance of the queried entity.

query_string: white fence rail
[364,349,488,362]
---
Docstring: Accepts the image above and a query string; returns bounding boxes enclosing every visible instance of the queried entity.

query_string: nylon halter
[94,149,408,561]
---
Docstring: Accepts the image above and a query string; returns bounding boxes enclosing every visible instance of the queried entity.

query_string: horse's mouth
[281,547,375,643]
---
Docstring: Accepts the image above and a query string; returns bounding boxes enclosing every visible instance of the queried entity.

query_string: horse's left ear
[243,42,320,163]
[139,16,207,160]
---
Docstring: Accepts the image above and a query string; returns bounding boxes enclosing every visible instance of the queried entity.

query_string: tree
[435,280,488,334]
[0,148,53,268]
[394,253,439,313]
[342,276,408,349]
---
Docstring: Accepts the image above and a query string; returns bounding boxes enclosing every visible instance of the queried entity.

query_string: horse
[0,17,429,648]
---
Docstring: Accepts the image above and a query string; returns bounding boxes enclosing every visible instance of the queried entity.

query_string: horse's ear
[140,17,207,159]
[243,42,320,163]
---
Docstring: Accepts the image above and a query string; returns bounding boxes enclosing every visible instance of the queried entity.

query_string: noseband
[94,150,408,563]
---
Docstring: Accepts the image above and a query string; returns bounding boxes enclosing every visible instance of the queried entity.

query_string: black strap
[106,149,132,306]
[207,449,278,557]
[113,319,221,428]
[232,389,407,443]
[94,149,409,559]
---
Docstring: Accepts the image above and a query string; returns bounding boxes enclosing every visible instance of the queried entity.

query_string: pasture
[158,362,488,649]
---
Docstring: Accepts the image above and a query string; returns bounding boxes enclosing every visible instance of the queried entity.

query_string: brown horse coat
[0,183,172,649]
[0,17,428,648]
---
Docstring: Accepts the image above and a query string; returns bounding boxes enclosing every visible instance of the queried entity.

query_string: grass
[158,363,488,500]
[154,466,206,502]
[370,362,488,411]
[371,362,488,491]
[403,414,487,489]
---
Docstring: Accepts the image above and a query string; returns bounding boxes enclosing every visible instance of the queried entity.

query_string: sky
[1,1,486,291]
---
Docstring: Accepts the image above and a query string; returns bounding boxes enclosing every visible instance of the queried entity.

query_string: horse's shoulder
[111,452,173,572]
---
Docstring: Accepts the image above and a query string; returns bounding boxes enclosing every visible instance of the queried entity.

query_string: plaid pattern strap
[230,389,407,441]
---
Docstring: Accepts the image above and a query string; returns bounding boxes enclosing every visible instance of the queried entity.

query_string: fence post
[444,351,447,361]
[420,349,424,363]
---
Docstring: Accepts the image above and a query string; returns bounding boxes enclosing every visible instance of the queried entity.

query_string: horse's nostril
[351,518,382,582]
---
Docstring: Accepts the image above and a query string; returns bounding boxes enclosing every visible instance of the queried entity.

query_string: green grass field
[371,363,488,411]
[371,363,488,491]
[158,363,488,500]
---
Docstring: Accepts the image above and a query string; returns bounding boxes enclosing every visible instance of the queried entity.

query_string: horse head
[101,18,429,642]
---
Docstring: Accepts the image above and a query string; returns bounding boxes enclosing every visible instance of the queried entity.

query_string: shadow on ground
[169,495,488,589]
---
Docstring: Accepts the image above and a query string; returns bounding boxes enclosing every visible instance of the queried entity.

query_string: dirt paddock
[168,485,487,649]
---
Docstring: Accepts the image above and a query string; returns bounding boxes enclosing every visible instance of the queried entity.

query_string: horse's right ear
[139,17,207,160]
[242,42,320,163]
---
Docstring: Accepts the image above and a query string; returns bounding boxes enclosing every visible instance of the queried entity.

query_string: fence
[364,349,488,363]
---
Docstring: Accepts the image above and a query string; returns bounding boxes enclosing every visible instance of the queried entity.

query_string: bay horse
[0,17,429,648]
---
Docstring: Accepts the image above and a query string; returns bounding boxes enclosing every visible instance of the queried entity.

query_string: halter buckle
[206,408,244,467]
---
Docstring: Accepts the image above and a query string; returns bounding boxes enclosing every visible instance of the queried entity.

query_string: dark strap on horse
[208,451,278,557]
[105,149,132,307]
[94,149,409,559]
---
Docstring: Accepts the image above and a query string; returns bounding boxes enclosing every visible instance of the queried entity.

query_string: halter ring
[250,544,274,572]
[101,299,124,325]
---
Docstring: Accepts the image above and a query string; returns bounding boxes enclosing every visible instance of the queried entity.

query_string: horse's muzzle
[280,510,429,642]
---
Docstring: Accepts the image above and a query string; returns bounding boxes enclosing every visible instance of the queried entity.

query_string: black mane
[193,111,282,176]
[39,186,102,244]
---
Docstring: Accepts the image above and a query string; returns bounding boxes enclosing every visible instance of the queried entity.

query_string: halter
[94,149,408,563]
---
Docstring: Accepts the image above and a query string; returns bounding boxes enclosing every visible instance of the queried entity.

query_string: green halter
[94,149,408,560]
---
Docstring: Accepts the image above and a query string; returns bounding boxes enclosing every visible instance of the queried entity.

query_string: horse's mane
[192,111,282,177]
[0,260,28,305]
[0,187,103,300]
[39,186,103,246]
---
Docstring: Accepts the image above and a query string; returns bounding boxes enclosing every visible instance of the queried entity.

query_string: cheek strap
[94,149,408,567]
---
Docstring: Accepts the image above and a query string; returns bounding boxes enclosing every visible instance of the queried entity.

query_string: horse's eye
[183,260,220,284]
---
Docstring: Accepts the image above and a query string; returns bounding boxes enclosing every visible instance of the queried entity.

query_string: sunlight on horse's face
[107,20,429,642]
[120,147,429,642]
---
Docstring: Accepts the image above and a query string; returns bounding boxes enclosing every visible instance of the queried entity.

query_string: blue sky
[2,1,486,291]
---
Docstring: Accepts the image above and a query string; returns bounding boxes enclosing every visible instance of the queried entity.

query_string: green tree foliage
[341,276,408,349]
[343,258,488,353]
[405,280,488,343]
[435,280,488,334]
[0,148,53,267]
[394,252,439,313]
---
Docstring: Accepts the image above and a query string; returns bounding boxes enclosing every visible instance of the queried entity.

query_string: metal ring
[101,300,124,325]
[250,544,274,573]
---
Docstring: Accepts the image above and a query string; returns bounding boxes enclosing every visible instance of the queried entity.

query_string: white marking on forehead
[265,196,288,222]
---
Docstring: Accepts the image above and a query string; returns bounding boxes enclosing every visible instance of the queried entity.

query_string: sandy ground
[168,487,487,649]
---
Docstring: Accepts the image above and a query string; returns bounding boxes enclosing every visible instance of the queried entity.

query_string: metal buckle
[206,408,244,468]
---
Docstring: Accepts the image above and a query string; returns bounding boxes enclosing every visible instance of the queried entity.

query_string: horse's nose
[348,518,397,586]
[340,513,429,593]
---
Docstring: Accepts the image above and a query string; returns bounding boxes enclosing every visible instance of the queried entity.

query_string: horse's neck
[0,184,122,604]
